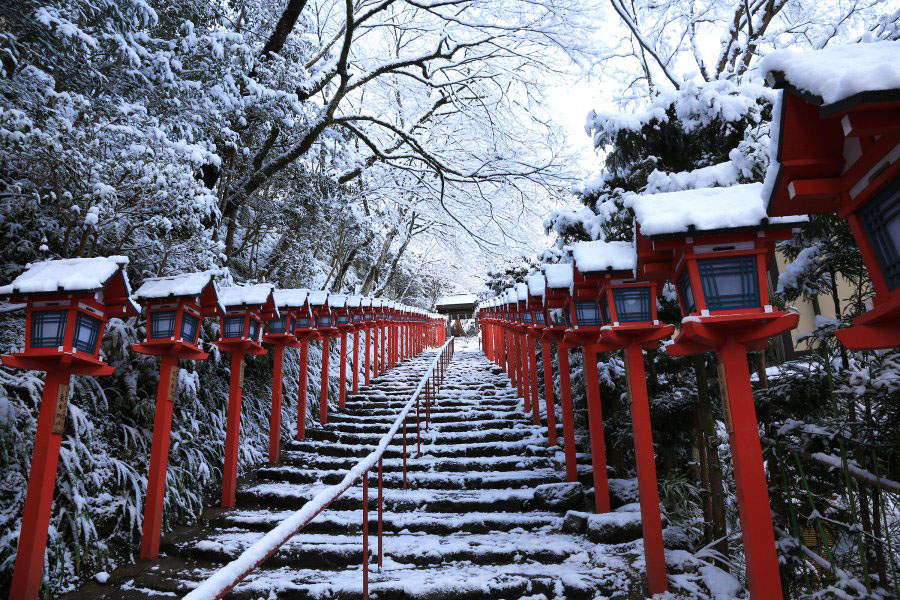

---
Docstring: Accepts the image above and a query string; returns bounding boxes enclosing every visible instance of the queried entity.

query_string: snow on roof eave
[273,288,310,309]
[0,255,131,297]
[133,270,225,315]
[218,283,278,317]
[571,240,636,275]
[328,293,348,309]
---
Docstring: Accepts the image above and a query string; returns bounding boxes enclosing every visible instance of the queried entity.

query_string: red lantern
[361,297,375,385]
[762,46,900,350]
[631,182,806,600]
[347,295,364,394]
[524,274,556,445]
[214,283,277,508]
[131,270,222,560]
[308,290,334,425]
[540,263,579,483]
[327,293,352,409]
[0,256,136,600]
[571,240,673,595]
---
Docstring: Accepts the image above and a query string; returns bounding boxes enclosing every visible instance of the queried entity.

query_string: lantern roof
[525,273,545,299]
[218,283,278,317]
[0,255,138,316]
[515,283,528,302]
[273,288,309,308]
[759,40,900,111]
[307,290,329,306]
[571,240,635,274]
[626,182,806,238]
[328,293,348,309]
[346,295,363,308]
[503,288,517,305]
[360,297,372,307]
[133,270,224,315]
[543,263,573,291]
[371,298,384,308]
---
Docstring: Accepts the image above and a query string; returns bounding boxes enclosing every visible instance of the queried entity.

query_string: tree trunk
[361,227,397,295]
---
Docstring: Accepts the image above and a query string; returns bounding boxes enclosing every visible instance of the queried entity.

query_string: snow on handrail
[183,337,455,600]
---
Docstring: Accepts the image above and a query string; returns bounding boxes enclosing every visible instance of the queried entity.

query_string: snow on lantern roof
[218,283,276,311]
[525,273,545,298]
[515,283,528,302]
[760,40,900,108]
[361,297,372,307]
[625,182,806,237]
[307,290,329,306]
[435,293,478,307]
[273,288,309,308]
[371,298,384,308]
[328,293,348,309]
[503,288,517,305]
[347,295,362,308]
[0,255,131,297]
[572,240,635,273]
[134,270,221,300]
[543,263,574,290]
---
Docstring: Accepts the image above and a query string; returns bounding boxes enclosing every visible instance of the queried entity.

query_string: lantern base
[1,352,115,377]
[836,293,900,350]
[595,323,675,352]
[213,339,268,355]
[132,341,208,361]
[665,312,799,356]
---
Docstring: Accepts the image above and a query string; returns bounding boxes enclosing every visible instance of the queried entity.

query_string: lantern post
[347,295,364,394]
[328,294,351,409]
[215,284,276,509]
[131,271,221,560]
[762,48,900,350]
[501,288,518,389]
[361,297,374,385]
[571,239,675,595]
[542,263,579,482]
[631,182,806,600]
[291,292,315,441]
[308,291,335,425]
[0,257,136,600]
[513,283,533,414]
[524,274,550,432]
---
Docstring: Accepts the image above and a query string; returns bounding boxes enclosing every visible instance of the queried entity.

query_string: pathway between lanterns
[70,345,716,599]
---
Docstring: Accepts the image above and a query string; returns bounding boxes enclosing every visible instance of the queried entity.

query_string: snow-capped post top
[218,283,278,318]
[626,182,806,237]
[525,273,546,298]
[307,290,329,307]
[571,240,636,274]
[133,270,224,316]
[760,40,900,108]
[328,293,348,309]
[0,255,137,318]
[272,288,309,309]
[542,263,574,290]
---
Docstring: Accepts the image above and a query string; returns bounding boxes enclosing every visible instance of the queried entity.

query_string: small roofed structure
[434,293,478,321]
[760,40,900,349]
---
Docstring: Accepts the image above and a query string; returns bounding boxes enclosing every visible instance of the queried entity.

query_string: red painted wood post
[557,343,578,483]
[624,343,667,595]
[364,326,371,386]
[8,371,71,600]
[540,340,558,447]
[380,324,386,375]
[296,339,309,440]
[373,325,379,379]
[139,355,178,559]
[519,334,527,404]
[528,336,540,426]
[339,331,348,409]
[320,336,330,425]
[362,469,369,600]
[377,456,384,570]
[269,345,284,464]
[352,328,360,394]
[582,345,610,513]
[718,341,784,600]
[222,352,246,508]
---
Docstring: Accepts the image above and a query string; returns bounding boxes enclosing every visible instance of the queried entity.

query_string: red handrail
[183,337,455,600]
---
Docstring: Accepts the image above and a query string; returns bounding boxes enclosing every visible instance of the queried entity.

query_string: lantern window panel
[337,315,350,324]
[150,311,177,339]
[522,312,533,324]
[678,269,697,315]
[31,310,68,348]
[297,317,311,329]
[534,310,545,324]
[224,316,245,338]
[181,313,200,343]
[697,256,760,311]
[364,314,373,321]
[248,318,259,341]
[316,315,332,328]
[859,177,900,291]
[74,313,102,354]
[267,316,287,334]
[353,314,362,322]
[612,287,652,323]
[574,300,603,327]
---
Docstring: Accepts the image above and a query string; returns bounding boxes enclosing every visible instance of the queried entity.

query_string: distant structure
[434,293,478,336]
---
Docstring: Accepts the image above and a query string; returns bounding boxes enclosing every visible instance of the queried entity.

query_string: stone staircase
[70,346,681,600]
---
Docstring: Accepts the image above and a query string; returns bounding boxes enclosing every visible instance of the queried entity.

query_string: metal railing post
[425,380,430,432]
[362,469,369,600]
[377,457,383,570]
[416,395,421,457]
[402,421,408,490]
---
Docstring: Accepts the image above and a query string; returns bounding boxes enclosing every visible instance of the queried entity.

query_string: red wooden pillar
[528,335,540,425]
[719,340,783,600]
[364,327,371,386]
[519,333,529,409]
[379,324,386,375]
[624,343,667,595]
[339,331,348,409]
[352,328,360,394]
[222,351,246,508]
[296,339,309,440]
[320,336,330,425]
[139,355,178,559]
[540,339,558,447]
[581,345,610,513]
[8,371,71,599]
[269,345,285,464]
[556,343,578,483]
